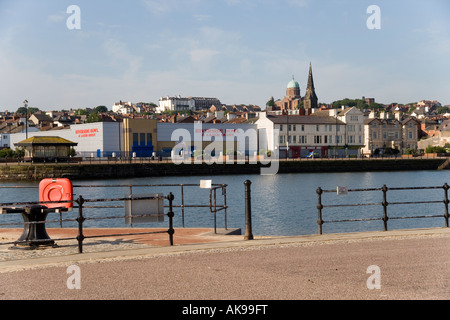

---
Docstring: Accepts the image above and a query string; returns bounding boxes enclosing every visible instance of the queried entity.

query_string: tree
[16,107,39,115]
[425,145,447,154]
[94,105,108,113]
[74,108,89,116]
[266,97,275,107]
[87,112,100,123]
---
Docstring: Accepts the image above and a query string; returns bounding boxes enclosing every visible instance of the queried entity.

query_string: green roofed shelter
[15,136,78,162]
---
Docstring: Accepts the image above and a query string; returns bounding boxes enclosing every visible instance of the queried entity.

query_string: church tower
[303,63,318,109]
[286,76,301,99]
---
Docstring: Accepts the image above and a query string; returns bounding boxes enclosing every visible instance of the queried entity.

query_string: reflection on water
[0,170,448,236]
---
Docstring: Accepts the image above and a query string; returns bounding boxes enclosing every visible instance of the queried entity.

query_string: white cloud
[102,38,143,77]
[189,48,219,64]
[47,12,66,23]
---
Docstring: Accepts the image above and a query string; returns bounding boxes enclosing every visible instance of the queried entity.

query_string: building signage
[76,128,99,138]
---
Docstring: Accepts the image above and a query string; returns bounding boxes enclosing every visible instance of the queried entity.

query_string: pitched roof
[15,136,77,146]
[266,115,345,125]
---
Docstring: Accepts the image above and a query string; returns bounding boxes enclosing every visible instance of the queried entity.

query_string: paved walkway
[0,227,449,300]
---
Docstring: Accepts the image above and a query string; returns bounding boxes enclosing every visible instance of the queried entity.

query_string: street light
[23,100,28,139]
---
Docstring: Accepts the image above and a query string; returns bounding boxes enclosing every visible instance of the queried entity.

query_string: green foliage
[266,97,275,107]
[94,106,108,113]
[425,145,447,154]
[404,148,418,155]
[69,148,76,157]
[87,112,100,123]
[0,147,24,158]
[16,107,40,115]
[74,108,90,116]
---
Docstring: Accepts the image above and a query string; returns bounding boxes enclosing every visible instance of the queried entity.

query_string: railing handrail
[317,183,450,234]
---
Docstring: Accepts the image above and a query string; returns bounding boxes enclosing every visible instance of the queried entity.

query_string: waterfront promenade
[0,227,449,300]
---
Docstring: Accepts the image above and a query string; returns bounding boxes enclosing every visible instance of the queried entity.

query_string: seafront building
[256,108,365,158]
[362,112,420,155]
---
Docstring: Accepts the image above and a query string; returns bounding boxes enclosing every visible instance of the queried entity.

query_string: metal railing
[316,183,450,235]
[0,194,175,253]
[0,183,229,253]
[0,183,228,231]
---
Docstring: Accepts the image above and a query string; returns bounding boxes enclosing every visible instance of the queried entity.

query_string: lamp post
[23,100,28,139]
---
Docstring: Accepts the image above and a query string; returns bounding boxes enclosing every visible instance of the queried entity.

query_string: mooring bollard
[244,180,253,240]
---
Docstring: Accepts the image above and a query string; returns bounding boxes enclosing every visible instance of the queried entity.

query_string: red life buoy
[39,178,73,209]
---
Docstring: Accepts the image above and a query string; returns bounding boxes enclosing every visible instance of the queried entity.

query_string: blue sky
[1,0,449,111]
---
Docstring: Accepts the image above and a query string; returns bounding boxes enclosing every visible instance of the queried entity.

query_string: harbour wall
[0,158,447,181]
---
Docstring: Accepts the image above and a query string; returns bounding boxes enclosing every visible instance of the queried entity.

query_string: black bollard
[244,180,253,240]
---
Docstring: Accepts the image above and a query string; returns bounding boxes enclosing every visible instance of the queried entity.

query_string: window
[147,133,153,146]
[372,132,377,139]
[314,136,322,144]
[301,125,305,132]
[324,136,328,144]
[280,125,283,132]
[409,131,413,139]
[140,133,145,146]
[316,125,320,132]
[293,125,296,131]
[279,136,284,144]
[288,136,291,143]
[299,136,307,144]
[288,125,291,131]
[133,133,139,146]
[348,125,355,132]
[348,136,354,144]
[293,136,297,143]
[350,115,359,121]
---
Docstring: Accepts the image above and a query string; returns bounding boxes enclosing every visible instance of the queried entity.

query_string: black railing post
[316,187,324,235]
[76,195,85,253]
[244,180,253,240]
[443,183,449,228]
[381,185,389,231]
[167,192,175,246]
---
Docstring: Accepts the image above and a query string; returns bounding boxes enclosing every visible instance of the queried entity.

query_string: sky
[0,0,449,112]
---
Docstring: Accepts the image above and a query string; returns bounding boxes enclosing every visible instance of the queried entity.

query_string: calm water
[0,170,449,236]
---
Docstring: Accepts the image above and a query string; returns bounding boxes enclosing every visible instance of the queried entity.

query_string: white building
[112,101,133,114]
[256,108,365,158]
[157,96,195,113]
[10,122,123,157]
[157,96,221,113]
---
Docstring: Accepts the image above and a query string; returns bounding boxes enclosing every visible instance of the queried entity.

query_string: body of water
[0,170,448,236]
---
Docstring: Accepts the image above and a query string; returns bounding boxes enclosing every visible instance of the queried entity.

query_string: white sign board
[337,186,348,195]
[200,180,212,189]
[125,193,164,224]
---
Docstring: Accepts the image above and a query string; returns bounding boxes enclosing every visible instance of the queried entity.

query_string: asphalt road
[0,235,448,301]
